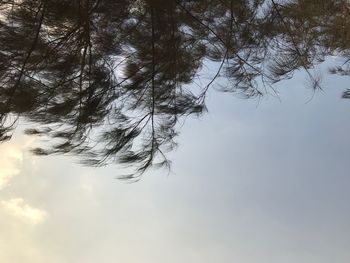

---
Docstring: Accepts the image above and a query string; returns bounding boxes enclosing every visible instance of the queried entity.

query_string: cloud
[0,136,38,190]
[0,145,23,189]
[1,198,48,224]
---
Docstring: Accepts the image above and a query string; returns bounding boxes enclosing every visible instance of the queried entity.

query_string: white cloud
[1,198,47,224]
[0,137,38,190]
[0,145,23,189]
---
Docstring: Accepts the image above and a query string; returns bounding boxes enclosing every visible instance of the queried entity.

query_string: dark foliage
[0,0,349,178]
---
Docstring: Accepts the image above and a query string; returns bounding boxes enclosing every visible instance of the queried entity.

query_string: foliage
[0,0,349,178]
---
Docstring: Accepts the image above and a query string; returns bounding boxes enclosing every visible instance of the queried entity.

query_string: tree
[0,0,349,178]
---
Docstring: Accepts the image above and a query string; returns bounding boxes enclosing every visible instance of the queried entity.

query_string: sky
[0,58,350,263]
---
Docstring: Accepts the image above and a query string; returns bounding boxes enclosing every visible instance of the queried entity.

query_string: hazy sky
[0,58,350,263]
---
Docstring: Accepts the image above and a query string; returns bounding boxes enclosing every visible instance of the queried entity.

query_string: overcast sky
[0,58,350,263]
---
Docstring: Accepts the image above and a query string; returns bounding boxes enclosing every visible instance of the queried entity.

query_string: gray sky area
[0,58,350,262]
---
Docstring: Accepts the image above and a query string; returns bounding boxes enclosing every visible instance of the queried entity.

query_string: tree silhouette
[0,0,349,178]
